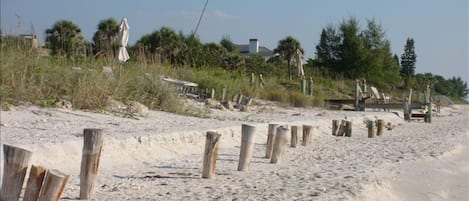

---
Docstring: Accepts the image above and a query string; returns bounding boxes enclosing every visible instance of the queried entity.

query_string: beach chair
[370,86,390,104]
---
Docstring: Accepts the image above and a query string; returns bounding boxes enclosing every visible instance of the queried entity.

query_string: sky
[1,0,468,85]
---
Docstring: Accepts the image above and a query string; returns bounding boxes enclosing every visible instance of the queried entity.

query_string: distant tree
[92,18,119,57]
[315,25,341,70]
[202,43,226,67]
[400,38,417,89]
[220,36,237,53]
[393,54,400,66]
[136,26,184,65]
[360,19,400,88]
[245,54,266,74]
[274,36,304,80]
[338,17,367,78]
[181,33,204,67]
[45,20,86,56]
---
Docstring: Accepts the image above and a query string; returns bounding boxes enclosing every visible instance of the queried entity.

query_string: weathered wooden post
[308,77,313,96]
[290,125,298,148]
[367,120,375,138]
[23,165,47,201]
[0,144,33,201]
[265,124,279,158]
[270,126,289,164]
[222,87,226,101]
[332,120,339,136]
[337,120,347,136]
[210,88,215,99]
[250,73,255,86]
[301,125,312,146]
[345,121,352,137]
[80,128,104,200]
[202,131,221,179]
[376,119,384,136]
[354,79,360,111]
[37,169,69,201]
[300,79,307,94]
[259,74,265,88]
[238,124,256,171]
[403,97,410,121]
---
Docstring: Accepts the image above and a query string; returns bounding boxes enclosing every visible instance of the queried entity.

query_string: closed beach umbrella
[117,17,130,63]
[296,48,304,77]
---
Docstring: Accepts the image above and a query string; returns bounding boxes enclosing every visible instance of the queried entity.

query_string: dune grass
[1,43,356,114]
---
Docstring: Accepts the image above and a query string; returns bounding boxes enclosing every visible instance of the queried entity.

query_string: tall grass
[1,40,357,113]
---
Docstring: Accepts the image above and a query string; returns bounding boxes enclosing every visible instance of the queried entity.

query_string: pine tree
[400,38,417,89]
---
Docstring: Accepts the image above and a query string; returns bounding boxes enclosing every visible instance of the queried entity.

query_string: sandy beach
[1,101,468,201]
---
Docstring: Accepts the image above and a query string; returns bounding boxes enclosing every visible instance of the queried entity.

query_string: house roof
[236,44,273,58]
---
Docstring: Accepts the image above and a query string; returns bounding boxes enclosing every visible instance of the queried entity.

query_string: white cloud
[213,10,239,20]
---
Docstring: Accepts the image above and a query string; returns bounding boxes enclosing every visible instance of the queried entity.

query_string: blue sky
[2,0,468,84]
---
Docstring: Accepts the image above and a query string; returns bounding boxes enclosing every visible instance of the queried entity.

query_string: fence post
[80,128,104,200]
[222,87,226,101]
[238,124,256,171]
[270,126,289,164]
[337,120,347,136]
[265,124,279,158]
[376,119,384,136]
[367,120,375,138]
[37,169,69,201]
[0,144,33,201]
[332,120,339,136]
[345,121,352,137]
[302,125,312,146]
[308,77,313,96]
[202,131,221,179]
[23,165,47,201]
[290,125,298,148]
[210,88,215,99]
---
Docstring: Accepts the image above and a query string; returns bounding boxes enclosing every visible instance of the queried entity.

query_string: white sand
[1,101,468,201]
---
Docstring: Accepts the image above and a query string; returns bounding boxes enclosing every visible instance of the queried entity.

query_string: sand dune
[1,102,468,200]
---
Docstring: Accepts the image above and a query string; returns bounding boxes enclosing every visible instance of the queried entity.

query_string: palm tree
[92,18,119,57]
[274,36,304,80]
[45,20,85,56]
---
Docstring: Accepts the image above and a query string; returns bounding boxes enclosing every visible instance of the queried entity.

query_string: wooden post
[337,120,347,136]
[302,125,312,146]
[290,125,298,148]
[0,144,33,201]
[265,124,279,158]
[367,120,375,138]
[202,131,221,179]
[37,169,69,201]
[308,77,313,96]
[210,88,215,99]
[300,79,306,94]
[376,119,384,136]
[259,74,265,87]
[237,94,244,105]
[354,79,360,111]
[250,73,255,86]
[80,128,104,200]
[332,120,339,136]
[238,124,256,171]
[23,165,47,201]
[222,87,226,101]
[345,121,352,137]
[270,126,289,164]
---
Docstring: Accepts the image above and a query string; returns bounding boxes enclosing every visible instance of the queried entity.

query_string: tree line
[1,17,467,99]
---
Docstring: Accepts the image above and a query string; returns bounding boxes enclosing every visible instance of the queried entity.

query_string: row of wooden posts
[1,120,388,200]
[202,123,316,179]
[202,119,388,178]
[0,129,104,201]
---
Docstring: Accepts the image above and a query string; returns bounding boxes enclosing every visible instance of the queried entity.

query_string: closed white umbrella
[296,48,304,77]
[117,17,129,63]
